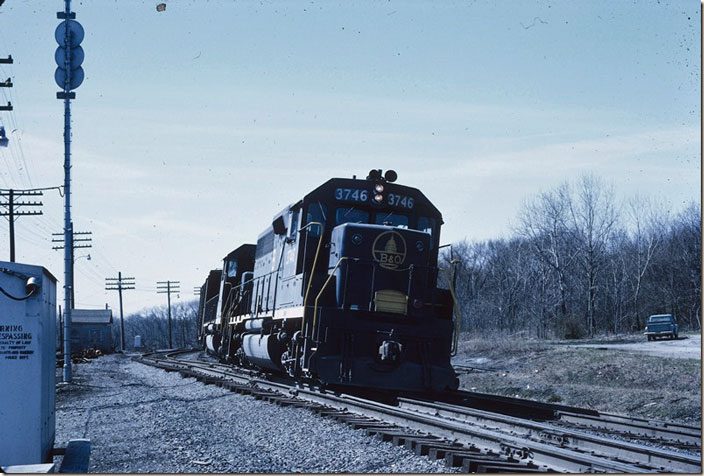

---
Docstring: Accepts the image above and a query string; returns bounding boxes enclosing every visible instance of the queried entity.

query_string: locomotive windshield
[335,207,369,225]
[301,177,443,250]
[374,212,409,228]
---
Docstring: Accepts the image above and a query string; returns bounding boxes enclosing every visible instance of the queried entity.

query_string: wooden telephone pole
[0,189,43,262]
[157,280,180,348]
[105,272,135,351]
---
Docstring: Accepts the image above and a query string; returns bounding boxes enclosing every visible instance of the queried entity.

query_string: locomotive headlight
[374,193,384,202]
[375,183,384,193]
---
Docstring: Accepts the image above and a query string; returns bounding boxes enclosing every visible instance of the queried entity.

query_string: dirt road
[567,333,701,360]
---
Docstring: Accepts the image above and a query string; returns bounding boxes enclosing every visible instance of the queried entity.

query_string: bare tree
[518,183,577,329]
[568,174,618,337]
[625,195,667,330]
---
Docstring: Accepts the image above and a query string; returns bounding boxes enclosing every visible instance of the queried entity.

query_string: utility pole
[105,272,135,351]
[157,280,180,349]
[52,226,91,308]
[55,0,86,383]
[0,189,43,262]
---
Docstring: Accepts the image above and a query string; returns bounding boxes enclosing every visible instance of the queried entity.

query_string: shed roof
[71,309,113,324]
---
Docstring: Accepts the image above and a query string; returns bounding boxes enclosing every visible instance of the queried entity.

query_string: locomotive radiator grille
[374,289,407,314]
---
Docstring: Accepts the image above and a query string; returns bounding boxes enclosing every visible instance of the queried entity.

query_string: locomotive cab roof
[303,176,444,224]
[222,243,256,262]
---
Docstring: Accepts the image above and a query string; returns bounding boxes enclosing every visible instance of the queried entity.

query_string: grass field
[453,333,702,425]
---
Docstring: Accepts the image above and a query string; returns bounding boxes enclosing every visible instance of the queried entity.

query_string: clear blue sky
[0,1,700,312]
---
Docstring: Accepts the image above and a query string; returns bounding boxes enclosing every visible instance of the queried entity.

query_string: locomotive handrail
[311,256,354,342]
[335,257,435,311]
[300,221,324,310]
[441,259,462,356]
[300,222,323,332]
[309,255,433,336]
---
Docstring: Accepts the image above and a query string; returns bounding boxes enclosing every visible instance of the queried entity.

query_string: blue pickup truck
[644,314,679,341]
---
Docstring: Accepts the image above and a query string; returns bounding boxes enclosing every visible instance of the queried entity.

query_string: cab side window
[226,260,238,278]
[288,209,300,241]
[306,202,327,237]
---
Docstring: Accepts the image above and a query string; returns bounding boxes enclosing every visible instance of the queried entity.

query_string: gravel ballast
[55,354,454,473]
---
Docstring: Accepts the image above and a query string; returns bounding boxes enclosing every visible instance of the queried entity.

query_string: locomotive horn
[384,170,398,182]
[367,169,382,180]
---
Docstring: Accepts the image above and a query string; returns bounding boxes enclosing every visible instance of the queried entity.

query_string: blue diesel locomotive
[196,170,459,393]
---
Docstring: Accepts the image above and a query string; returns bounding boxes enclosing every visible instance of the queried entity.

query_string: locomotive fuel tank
[205,335,218,354]
[242,333,285,371]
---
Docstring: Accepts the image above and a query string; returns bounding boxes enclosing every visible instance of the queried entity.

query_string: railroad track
[436,390,702,449]
[136,350,701,473]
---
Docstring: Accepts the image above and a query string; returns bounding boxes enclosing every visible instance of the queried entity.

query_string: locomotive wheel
[281,343,299,378]
[234,347,247,367]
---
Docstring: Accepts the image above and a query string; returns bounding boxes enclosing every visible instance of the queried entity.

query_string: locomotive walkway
[138,350,702,473]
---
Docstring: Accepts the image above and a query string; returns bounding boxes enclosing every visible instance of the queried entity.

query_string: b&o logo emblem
[372,231,407,270]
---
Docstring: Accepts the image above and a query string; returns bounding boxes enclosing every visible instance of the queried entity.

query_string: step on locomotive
[196,170,459,393]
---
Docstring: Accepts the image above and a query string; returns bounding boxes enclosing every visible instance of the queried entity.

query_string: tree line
[441,174,701,339]
[113,301,200,350]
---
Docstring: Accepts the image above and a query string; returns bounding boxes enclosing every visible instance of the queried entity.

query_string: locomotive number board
[386,193,414,209]
[334,187,415,209]
[334,187,369,202]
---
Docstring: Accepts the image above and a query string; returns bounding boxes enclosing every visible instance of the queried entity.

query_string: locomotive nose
[328,223,431,314]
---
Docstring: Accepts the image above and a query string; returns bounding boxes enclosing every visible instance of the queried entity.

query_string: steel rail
[396,398,701,474]
[555,411,701,446]
[443,389,701,448]
[584,411,700,434]
[444,389,601,419]
[134,352,695,473]
[278,387,648,473]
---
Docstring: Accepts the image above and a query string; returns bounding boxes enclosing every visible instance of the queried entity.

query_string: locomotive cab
[197,269,223,351]
[202,244,255,358]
